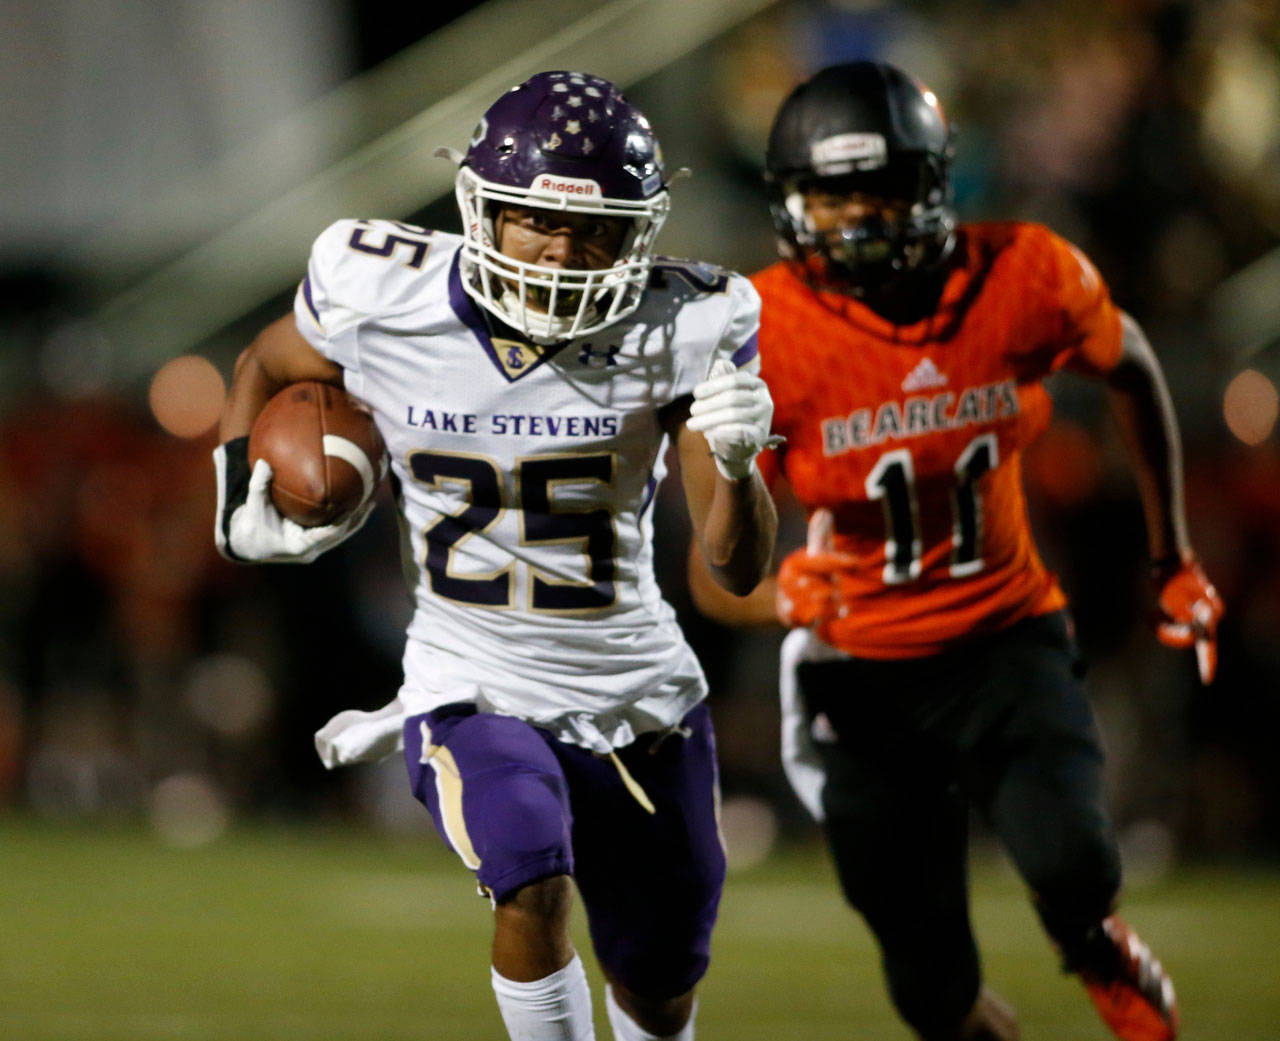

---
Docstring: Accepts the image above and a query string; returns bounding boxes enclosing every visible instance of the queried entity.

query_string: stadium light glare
[149,355,225,438]
[1223,367,1278,445]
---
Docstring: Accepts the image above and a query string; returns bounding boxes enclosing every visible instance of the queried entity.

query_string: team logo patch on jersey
[901,357,948,392]
[492,337,550,379]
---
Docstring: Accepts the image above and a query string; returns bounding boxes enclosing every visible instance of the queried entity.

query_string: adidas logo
[902,357,948,393]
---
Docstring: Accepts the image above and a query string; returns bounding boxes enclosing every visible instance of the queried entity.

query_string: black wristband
[219,436,252,557]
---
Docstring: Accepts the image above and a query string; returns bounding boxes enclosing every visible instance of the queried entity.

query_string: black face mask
[772,188,955,299]
[817,210,908,276]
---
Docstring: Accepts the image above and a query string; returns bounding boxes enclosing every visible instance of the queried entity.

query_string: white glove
[214,438,376,564]
[686,359,782,479]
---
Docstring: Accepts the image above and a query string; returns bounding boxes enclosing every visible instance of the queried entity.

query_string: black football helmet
[765,61,956,295]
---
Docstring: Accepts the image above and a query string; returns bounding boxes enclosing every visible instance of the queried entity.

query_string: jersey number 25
[409,450,616,612]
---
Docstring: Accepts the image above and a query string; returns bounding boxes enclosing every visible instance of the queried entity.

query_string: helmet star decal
[522,75,620,160]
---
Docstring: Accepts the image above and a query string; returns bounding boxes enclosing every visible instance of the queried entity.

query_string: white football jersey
[296,218,761,758]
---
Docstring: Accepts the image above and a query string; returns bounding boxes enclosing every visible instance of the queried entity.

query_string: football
[248,381,387,527]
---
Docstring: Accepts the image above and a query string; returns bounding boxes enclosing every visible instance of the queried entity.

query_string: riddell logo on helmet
[531,174,601,197]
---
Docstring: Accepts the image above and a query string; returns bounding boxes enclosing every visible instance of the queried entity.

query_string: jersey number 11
[864,433,997,585]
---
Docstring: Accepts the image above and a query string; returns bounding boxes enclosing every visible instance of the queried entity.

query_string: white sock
[604,984,696,1041]
[491,953,595,1041]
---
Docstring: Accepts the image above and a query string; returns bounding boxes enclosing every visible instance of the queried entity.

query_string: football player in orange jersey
[688,62,1224,1041]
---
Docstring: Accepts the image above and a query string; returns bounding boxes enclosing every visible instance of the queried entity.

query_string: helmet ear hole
[784,190,809,228]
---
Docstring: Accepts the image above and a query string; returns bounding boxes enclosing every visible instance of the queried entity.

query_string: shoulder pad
[649,257,734,296]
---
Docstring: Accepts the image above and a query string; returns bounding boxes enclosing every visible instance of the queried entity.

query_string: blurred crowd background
[2,0,1278,867]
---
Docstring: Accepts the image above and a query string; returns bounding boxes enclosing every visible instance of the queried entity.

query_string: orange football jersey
[755,222,1123,658]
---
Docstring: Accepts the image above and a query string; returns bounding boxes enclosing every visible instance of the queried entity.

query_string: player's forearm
[1105,315,1189,561]
[220,347,280,442]
[219,314,343,442]
[699,470,778,595]
[687,541,780,625]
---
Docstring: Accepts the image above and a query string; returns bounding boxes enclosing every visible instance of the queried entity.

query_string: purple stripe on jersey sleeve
[637,474,659,519]
[730,331,758,368]
[301,276,321,325]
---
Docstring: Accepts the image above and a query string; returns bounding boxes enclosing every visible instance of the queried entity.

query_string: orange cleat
[1079,917,1179,1041]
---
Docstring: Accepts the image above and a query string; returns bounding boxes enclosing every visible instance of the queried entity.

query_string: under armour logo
[579,343,620,367]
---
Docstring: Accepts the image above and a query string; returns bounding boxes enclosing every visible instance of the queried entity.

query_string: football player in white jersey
[212,71,778,1041]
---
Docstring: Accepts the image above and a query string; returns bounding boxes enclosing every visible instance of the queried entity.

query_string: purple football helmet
[450,71,670,343]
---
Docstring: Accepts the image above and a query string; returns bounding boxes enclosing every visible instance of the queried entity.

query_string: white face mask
[454,165,670,344]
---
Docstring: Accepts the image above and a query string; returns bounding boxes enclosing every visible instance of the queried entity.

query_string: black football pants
[795,611,1121,1038]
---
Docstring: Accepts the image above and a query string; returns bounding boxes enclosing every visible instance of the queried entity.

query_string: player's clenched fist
[1153,554,1224,685]
[687,359,781,479]
[776,508,858,628]
[777,550,844,627]
[214,438,374,564]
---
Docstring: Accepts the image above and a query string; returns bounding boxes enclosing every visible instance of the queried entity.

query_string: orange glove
[775,508,858,628]
[1153,553,1224,684]
[776,548,853,627]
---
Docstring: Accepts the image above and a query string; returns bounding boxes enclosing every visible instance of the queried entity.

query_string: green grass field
[1,818,1276,1040]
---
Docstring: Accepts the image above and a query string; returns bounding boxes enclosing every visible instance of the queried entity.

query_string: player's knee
[1027,821,1120,908]
[828,851,889,914]
[609,981,696,1037]
[481,769,572,862]
[602,932,710,1002]
[496,873,574,927]
[1026,827,1121,954]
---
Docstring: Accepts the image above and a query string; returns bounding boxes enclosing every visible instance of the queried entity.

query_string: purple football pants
[404,701,726,998]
